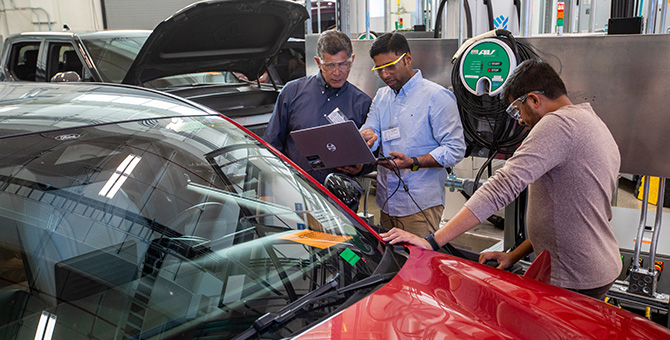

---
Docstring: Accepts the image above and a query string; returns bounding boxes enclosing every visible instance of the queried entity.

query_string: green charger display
[458,38,517,96]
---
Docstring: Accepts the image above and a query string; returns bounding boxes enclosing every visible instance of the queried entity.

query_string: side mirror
[50,71,81,82]
[324,173,362,211]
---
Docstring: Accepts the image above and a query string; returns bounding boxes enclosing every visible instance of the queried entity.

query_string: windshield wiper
[233,269,399,340]
[335,271,397,295]
[233,277,339,340]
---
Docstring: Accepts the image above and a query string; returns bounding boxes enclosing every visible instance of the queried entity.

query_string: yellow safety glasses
[371,53,407,73]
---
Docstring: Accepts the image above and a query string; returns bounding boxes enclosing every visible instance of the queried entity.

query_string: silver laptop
[290,121,391,169]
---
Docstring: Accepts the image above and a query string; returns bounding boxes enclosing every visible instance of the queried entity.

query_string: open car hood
[122,0,308,85]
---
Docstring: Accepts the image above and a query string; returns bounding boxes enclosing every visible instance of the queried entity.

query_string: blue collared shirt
[361,70,465,216]
[264,72,372,183]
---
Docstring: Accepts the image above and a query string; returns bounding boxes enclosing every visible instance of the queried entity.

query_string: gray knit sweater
[465,103,622,290]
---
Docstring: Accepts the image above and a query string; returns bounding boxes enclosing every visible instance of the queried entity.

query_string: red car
[0,82,667,339]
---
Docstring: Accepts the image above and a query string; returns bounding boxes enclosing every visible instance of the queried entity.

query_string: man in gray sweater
[381,59,622,300]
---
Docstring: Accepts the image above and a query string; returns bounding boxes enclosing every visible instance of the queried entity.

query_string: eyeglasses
[371,53,406,74]
[318,57,352,72]
[505,91,544,121]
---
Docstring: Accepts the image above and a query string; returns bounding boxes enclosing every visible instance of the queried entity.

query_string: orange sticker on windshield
[278,230,352,249]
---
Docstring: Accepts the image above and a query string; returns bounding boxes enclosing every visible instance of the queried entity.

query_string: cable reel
[451,29,538,252]
[451,29,538,159]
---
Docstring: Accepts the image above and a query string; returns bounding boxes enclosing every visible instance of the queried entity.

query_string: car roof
[9,31,77,39]
[78,30,152,39]
[6,30,151,41]
[0,82,219,139]
[10,30,151,37]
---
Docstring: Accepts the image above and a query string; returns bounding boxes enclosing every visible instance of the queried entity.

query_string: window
[0,114,390,339]
[81,35,149,83]
[9,43,40,81]
[46,43,89,81]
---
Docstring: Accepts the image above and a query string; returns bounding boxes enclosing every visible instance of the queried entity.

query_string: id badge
[326,107,347,124]
[382,127,400,141]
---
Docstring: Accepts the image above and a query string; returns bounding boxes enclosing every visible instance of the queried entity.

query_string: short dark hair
[317,30,353,58]
[369,32,411,59]
[501,59,567,103]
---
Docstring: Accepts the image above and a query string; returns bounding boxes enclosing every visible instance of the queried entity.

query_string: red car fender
[296,246,670,339]
[524,249,551,284]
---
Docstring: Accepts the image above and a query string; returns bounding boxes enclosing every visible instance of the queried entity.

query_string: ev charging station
[457,38,516,96]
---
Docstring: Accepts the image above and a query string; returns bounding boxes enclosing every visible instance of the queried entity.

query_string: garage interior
[2,0,670,331]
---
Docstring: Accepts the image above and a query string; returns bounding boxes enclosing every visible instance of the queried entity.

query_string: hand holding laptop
[290,121,398,170]
[337,164,364,175]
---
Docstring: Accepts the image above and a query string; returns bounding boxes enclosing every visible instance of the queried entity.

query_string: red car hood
[296,246,670,339]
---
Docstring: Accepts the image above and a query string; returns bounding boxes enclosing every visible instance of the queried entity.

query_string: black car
[0,81,395,339]
[0,0,309,136]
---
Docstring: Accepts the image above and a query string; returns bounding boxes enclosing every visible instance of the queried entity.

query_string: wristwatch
[411,157,420,171]
[425,233,440,251]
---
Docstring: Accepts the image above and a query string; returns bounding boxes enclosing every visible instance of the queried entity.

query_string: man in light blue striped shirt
[361,33,465,237]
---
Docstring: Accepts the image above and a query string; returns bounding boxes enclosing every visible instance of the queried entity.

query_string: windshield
[0,114,393,339]
[82,34,149,83]
[143,71,244,89]
[81,34,245,87]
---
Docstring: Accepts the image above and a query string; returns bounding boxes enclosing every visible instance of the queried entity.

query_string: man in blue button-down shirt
[264,31,372,184]
[361,33,466,237]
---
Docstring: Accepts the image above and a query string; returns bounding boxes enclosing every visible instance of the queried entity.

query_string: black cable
[392,167,464,256]
[451,29,538,157]
[395,163,437,234]
[464,0,473,38]
[378,160,404,230]
[484,0,495,31]
[397,171,438,234]
[472,149,497,194]
[513,0,521,25]
[433,0,473,39]
[378,160,438,235]
[433,0,448,38]
[487,156,493,177]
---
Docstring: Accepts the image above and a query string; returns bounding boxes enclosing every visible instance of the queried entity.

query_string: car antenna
[63,24,71,31]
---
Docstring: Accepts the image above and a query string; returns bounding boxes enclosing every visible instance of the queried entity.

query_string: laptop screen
[290,121,378,169]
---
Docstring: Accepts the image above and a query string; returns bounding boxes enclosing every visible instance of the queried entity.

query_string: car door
[4,39,41,81]
[45,41,96,82]
[2,36,98,82]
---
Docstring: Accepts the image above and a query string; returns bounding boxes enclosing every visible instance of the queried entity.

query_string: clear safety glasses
[318,58,353,72]
[506,91,544,121]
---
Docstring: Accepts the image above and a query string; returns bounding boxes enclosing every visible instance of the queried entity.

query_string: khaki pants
[380,205,443,238]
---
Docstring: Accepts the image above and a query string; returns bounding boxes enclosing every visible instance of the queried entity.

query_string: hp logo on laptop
[326,143,337,152]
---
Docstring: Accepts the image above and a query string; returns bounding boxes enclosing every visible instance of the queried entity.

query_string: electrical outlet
[628,268,658,297]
